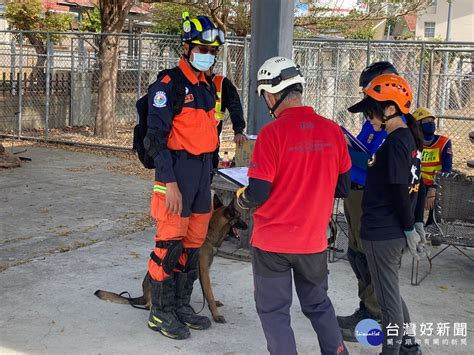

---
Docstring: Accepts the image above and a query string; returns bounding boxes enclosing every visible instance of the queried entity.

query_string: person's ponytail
[405,113,424,151]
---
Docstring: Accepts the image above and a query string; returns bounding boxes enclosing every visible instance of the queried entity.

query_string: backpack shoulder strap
[166,67,186,116]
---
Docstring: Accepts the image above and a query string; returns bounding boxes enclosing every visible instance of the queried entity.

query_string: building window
[424,22,435,38]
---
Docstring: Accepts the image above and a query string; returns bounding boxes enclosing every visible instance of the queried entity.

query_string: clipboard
[216,167,249,187]
[341,126,370,154]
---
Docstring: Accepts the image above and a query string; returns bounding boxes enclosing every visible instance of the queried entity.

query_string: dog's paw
[215,300,224,307]
[213,315,226,323]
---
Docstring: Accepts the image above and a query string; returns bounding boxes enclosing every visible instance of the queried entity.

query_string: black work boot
[338,306,380,342]
[148,277,190,340]
[337,306,373,329]
[175,271,211,330]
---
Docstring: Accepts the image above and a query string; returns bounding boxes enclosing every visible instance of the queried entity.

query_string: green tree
[294,0,430,38]
[344,24,376,40]
[80,7,102,33]
[5,0,72,84]
[152,0,251,36]
[152,3,193,34]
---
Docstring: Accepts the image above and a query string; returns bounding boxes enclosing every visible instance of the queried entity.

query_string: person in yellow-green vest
[413,107,453,244]
[206,66,247,175]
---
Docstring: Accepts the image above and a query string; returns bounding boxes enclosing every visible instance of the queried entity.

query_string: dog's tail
[94,290,149,310]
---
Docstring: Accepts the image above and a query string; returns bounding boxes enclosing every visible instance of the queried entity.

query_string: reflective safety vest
[212,75,225,121]
[421,135,449,186]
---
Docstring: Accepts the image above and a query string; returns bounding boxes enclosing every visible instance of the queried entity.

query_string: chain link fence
[0,31,472,170]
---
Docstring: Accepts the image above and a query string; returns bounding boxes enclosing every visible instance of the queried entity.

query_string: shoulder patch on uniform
[160,75,171,84]
[184,93,194,103]
[153,91,167,108]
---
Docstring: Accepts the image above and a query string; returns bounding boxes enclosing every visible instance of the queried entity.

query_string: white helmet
[257,57,305,96]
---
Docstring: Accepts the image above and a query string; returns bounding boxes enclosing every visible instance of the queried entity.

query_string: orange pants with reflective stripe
[148,184,211,281]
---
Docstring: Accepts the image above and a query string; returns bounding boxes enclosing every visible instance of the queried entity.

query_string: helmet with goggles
[181,12,224,47]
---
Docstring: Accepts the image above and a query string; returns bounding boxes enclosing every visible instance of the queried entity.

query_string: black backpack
[133,67,186,169]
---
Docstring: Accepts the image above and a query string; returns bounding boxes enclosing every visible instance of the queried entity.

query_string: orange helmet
[348,74,413,114]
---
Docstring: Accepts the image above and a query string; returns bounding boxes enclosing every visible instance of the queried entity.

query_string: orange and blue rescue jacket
[147,59,218,183]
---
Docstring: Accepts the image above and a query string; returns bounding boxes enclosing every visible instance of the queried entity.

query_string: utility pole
[440,0,453,117]
[446,0,453,41]
[246,0,294,134]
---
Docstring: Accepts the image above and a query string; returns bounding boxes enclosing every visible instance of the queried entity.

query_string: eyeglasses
[194,45,218,55]
[257,66,303,88]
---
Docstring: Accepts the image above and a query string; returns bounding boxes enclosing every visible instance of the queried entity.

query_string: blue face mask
[190,53,215,72]
[421,121,436,140]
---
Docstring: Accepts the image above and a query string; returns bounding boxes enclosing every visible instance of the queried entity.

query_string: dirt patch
[106,161,154,180]
[66,165,97,172]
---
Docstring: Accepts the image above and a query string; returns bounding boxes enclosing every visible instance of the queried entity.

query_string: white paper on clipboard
[216,167,249,187]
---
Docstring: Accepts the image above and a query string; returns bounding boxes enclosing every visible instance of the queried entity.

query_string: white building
[415,0,474,42]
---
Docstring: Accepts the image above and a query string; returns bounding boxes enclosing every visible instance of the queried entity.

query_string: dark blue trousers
[252,247,348,355]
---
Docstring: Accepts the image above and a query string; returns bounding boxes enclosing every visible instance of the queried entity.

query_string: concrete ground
[0,145,473,355]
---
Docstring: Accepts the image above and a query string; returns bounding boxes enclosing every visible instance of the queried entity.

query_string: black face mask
[421,121,436,140]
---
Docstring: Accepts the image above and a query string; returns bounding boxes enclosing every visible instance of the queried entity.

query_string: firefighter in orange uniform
[145,12,224,340]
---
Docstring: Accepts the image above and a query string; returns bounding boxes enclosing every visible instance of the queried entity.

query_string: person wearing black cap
[348,73,424,355]
[337,62,398,340]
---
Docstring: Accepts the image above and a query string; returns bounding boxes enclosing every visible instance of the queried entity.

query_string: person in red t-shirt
[236,56,351,355]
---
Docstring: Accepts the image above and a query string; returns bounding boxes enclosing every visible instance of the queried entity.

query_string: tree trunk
[94,0,133,139]
[24,33,47,89]
[95,34,120,138]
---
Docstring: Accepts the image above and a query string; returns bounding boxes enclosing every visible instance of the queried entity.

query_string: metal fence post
[45,34,52,141]
[416,43,426,108]
[10,41,16,95]
[366,40,371,66]
[137,33,142,124]
[440,49,450,118]
[222,41,228,77]
[18,32,24,138]
[426,48,434,108]
[70,37,75,127]
[332,46,340,123]
[241,36,249,117]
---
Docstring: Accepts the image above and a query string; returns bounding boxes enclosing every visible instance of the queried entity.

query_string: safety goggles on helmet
[257,66,303,90]
[192,28,225,46]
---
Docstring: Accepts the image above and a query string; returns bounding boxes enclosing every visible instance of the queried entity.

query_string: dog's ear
[213,192,223,209]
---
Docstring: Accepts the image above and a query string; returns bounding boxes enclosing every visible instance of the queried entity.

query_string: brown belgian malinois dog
[94,194,248,324]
